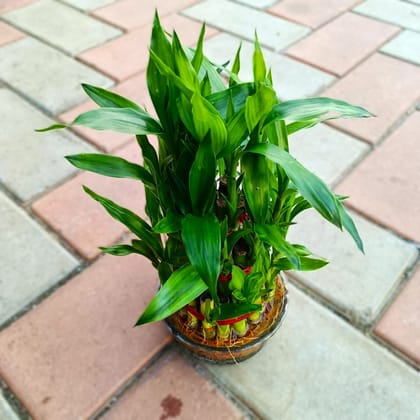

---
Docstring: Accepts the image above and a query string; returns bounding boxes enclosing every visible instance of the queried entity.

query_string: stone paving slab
[288,12,399,76]
[204,33,335,100]
[93,0,200,31]
[355,0,420,32]
[324,53,420,143]
[269,0,362,29]
[375,266,420,366]
[287,210,418,325]
[204,284,420,420]
[0,191,78,326]
[32,142,146,260]
[288,124,369,186]
[3,0,121,56]
[0,391,19,420]
[0,21,24,47]
[62,0,116,11]
[0,38,113,115]
[337,111,420,243]
[0,254,171,420]
[0,88,95,201]
[103,351,246,419]
[183,0,310,51]
[381,29,420,65]
[79,13,217,82]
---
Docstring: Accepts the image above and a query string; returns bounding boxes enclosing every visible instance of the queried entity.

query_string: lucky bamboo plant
[39,13,371,339]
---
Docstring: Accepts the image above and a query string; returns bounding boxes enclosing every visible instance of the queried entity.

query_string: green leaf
[336,200,364,253]
[253,34,266,83]
[229,42,242,87]
[255,223,300,269]
[245,83,276,132]
[211,303,262,322]
[149,49,194,98]
[223,108,249,156]
[172,31,200,90]
[81,84,141,110]
[99,244,138,256]
[65,154,154,187]
[135,264,208,325]
[191,92,228,154]
[186,49,226,93]
[136,135,159,179]
[83,186,162,257]
[35,124,67,132]
[207,82,255,119]
[189,139,217,215]
[229,264,246,291]
[99,240,160,267]
[181,214,221,303]
[264,97,374,128]
[248,143,341,227]
[153,210,182,233]
[192,23,205,72]
[242,153,270,224]
[39,107,163,135]
[147,11,172,123]
[144,187,161,227]
[273,256,329,271]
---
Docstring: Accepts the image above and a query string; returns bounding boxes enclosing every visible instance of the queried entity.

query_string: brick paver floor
[0,1,419,419]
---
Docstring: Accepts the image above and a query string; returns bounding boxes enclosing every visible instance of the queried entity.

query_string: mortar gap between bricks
[0,378,31,420]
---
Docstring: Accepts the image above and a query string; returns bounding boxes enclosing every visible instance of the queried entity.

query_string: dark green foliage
[38,13,372,326]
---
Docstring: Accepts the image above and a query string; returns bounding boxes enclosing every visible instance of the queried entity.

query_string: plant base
[165,275,288,364]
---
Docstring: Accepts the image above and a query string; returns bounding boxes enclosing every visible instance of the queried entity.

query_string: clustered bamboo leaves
[38,12,372,335]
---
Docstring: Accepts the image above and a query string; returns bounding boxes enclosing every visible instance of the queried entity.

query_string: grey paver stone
[0,38,113,115]
[62,0,116,10]
[287,210,418,325]
[0,88,95,201]
[3,0,121,55]
[205,284,420,420]
[289,124,369,186]
[204,33,335,100]
[381,30,420,65]
[355,0,420,31]
[0,392,19,420]
[0,191,78,326]
[183,0,310,51]
[235,0,278,8]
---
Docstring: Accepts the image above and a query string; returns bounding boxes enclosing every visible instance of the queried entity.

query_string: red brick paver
[78,13,218,82]
[324,53,420,143]
[269,0,362,29]
[375,267,420,366]
[288,13,399,76]
[93,0,200,31]
[0,254,171,420]
[0,0,34,13]
[32,141,146,260]
[337,112,420,242]
[0,21,24,47]
[103,351,245,419]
